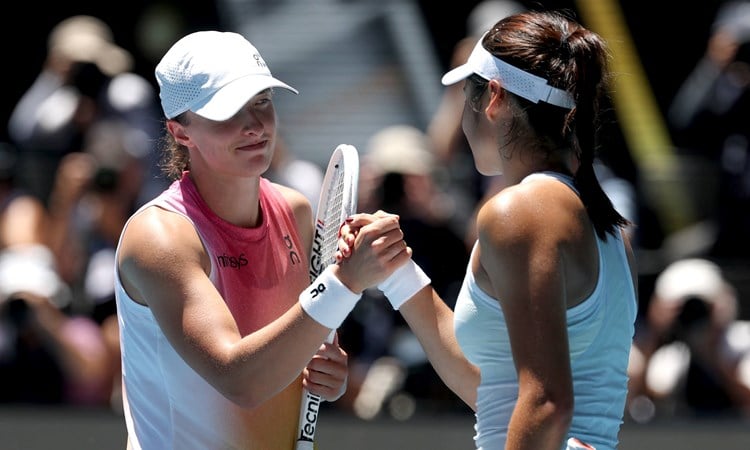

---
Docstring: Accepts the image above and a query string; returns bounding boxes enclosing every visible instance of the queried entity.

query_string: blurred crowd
[1,0,749,430]
[1,15,165,411]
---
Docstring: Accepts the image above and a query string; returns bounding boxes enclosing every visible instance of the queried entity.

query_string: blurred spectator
[667,1,750,259]
[46,120,147,290]
[360,124,468,302]
[42,119,152,411]
[427,0,524,166]
[7,15,163,207]
[0,143,47,250]
[426,0,525,244]
[0,244,112,406]
[0,139,114,407]
[264,134,324,212]
[627,258,750,422]
[5,16,164,410]
[341,124,469,420]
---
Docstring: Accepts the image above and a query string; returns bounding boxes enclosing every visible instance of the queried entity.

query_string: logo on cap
[253,54,267,68]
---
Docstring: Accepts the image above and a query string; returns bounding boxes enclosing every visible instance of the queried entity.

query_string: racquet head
[308,144,359,281]
[296,144,359,450]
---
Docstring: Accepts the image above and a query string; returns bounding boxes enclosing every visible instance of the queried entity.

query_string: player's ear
[485,79,506,121]
[167,119,191,147]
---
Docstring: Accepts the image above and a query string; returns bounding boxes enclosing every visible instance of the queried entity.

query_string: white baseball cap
[155,31,298,121]
[0,244,71,308]
[654,258,728,304]
[653,258,738,325]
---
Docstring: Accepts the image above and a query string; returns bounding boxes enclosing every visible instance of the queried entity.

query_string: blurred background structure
[1,0,749,448]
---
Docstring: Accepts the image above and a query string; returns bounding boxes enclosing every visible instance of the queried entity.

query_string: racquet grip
[378,259,431,310]
[300,266,360,329]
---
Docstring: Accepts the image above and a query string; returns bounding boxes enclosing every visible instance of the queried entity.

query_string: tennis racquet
[295,144,360,450]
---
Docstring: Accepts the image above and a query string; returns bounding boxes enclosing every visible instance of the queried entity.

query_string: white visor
[441,35,575,109]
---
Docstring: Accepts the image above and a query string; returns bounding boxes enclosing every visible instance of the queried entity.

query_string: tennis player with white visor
[441,30,576,109]
[340,10,637,450]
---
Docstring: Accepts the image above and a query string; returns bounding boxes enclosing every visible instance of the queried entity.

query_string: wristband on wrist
[378,259,431,310]
[299,266,361,329]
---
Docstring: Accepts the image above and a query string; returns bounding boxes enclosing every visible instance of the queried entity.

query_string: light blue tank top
[453,172,637,450]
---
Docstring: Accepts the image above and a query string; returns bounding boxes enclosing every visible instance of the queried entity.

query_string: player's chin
[475,162,501,177]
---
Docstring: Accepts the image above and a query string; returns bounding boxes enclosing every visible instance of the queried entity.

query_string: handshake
[337,211,431,310]
[299,211,431,330]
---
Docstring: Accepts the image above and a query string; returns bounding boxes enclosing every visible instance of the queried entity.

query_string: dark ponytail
[566,16,631,240]
[488,10,631,240]
[574,155,630,240]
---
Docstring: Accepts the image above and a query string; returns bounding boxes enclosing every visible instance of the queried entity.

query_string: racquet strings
[318,163,347,269]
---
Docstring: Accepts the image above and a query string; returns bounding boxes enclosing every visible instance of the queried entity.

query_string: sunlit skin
[117,89,412,409]
[462,80,509,177]
[166,90,278,228]
[340,74,637,449]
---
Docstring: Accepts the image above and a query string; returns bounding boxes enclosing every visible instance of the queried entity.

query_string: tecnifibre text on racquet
[295,144,359,450]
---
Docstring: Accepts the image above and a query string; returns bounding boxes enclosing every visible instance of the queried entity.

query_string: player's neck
[189,171,263,228]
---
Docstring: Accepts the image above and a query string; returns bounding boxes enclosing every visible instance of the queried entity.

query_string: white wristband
[378,259,431,310]
[299,266,361,329]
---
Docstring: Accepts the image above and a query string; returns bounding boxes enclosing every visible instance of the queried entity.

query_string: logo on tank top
[283,234,301,265]
[216,253,248,269]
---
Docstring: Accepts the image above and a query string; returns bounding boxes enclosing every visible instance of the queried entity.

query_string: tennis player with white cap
[340,9,638,450]
[114,30,410,449]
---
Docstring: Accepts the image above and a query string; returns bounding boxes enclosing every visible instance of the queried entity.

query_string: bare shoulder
[118,206,207,294]
[477,179,572,246]
[489,176,585,231]
[476,177,588,275]
[269,181,313,247]
[120,206,203,255]
[270,182,312,216]
[475,178,586,301]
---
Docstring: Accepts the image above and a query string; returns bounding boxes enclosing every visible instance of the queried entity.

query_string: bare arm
[398,286,479,410]
[426,37,476,163]
[117,204,408,408]
[342,212,479,410]
[477,191,574,450]
[276,183,350,401]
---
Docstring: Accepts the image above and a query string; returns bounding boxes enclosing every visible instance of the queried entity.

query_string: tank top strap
[521,171,579,196]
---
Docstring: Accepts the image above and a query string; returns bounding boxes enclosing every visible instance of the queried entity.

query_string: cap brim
[441,63,476,86]
[192,74,299,121]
